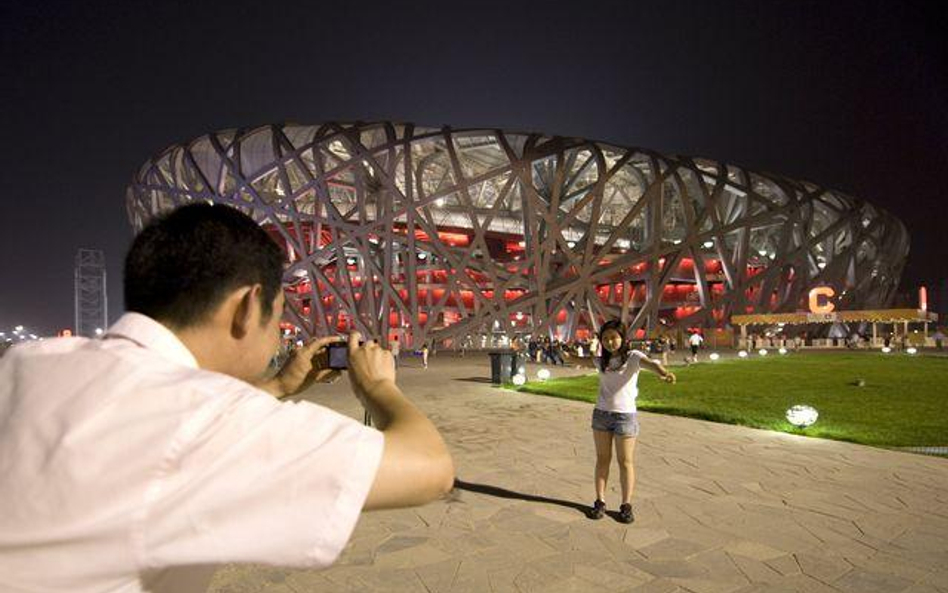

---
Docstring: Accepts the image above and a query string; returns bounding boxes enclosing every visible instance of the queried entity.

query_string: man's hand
[346,331,396,402]
[662,371,677,384]
[265,336,344,399]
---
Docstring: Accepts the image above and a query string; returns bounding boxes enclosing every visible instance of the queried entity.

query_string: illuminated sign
[808,286,835,314]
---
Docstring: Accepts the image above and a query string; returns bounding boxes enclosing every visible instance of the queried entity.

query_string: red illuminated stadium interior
[266,222,765,337]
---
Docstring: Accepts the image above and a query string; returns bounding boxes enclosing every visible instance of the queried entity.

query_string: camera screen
[327,344,348,370]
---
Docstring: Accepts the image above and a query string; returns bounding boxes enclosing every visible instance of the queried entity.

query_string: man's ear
[230,285,260,339]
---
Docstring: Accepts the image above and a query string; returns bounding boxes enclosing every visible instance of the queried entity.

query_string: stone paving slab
[210,355,948,593]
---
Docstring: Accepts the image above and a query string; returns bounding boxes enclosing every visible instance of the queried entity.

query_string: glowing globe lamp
[512,374,526,386]
[906,347,917,355]
[709,352,720,361]
[758,349,768,356]
[738,350,748,358]
[786,405,819,428]
[778,347,788,355]
[537,368,551,381]
[881,346,892,354]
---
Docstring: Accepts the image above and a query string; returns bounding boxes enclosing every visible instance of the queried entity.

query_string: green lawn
[517,352,948,447]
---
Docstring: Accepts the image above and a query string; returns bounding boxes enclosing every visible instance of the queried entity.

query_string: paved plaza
[210,354,948,593]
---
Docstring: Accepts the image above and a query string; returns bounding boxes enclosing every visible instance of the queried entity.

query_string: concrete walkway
[210,354,948,593]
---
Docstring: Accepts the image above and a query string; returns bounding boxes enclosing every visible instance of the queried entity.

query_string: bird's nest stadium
[127,121,909,348]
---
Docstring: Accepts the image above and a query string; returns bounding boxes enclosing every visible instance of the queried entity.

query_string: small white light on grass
[881,346,891,353]
[709,352,720,361]
[778,347,788,355]
[738,350,748,358]
[703,240,714,248]
[758,349,768,356]
[906,347,917,355]
[94,328,103,336]
[537,368,551,381]
[786,405,819,428]
[518,366,526,375]
[512,374,526,386]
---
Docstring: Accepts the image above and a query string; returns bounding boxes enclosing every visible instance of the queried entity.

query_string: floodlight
[778,347,788,355]
[786,405,819,428]
[738,350,748,358]
[881,346,891,353]
[758,349,768,356]
[906,347,917,355]
[537,368,551,381]
[709,352,720,361]
[512,374,526,386]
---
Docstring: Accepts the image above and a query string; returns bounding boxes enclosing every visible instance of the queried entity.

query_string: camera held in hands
[327,342,350,370]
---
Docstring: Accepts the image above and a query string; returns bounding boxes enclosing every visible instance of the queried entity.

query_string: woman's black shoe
[618,503,634,524]
[589,499,606,520]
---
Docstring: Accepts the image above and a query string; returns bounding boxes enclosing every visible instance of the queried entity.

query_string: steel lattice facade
[126,122,909,346]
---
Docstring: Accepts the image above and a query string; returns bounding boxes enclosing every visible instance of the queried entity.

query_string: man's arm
[346,333,455,510]
[640,356,676,384]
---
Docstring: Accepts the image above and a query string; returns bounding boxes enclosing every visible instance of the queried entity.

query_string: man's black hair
[124,203,284,328]
[598,319,631,372]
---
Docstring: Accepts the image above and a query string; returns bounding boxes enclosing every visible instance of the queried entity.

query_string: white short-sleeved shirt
[595,350,649,413]
[0,313,384,593]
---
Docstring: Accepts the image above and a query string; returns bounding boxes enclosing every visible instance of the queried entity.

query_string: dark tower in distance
[74,249,108,337]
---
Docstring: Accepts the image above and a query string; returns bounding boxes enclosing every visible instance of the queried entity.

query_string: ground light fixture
[881,346,892,353]
[511,374,526,386]
[786,405,819,428]
[738,350,748,358]
[536,368,551,381]
[758,349,768,356]
[709,352,720,361]
[778,347,788,355]
[906,347,918,355]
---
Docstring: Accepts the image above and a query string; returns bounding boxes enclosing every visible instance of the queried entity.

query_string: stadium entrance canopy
[731,309,939,342]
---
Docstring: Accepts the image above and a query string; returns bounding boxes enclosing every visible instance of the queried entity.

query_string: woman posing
[590,320,676,523]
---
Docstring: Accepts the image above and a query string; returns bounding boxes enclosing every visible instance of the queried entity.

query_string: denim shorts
[591,408,640,437]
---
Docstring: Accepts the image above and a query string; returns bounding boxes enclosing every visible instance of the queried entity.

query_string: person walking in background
[656,336,668,367]
[589,319,676,524]
[688,331,704,362]
[589,334,600,358]
[421,343,429,368]
[390,336,401,367]
[551,339,566,365]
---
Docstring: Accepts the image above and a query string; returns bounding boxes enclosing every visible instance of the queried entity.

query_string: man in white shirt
[688,331,704,362]
[0,204,454,592]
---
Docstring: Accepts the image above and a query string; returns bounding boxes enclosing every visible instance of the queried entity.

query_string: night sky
[2,0,946,334]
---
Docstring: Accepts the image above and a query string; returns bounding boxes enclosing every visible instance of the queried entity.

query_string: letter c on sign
[809,287,835,314]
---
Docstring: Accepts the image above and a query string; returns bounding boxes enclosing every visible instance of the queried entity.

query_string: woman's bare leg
[615,435,637,505]
[593,429,613,501]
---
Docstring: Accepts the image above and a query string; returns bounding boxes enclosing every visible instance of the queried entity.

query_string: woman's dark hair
[124,203,284,328]
[598,319,630,372]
